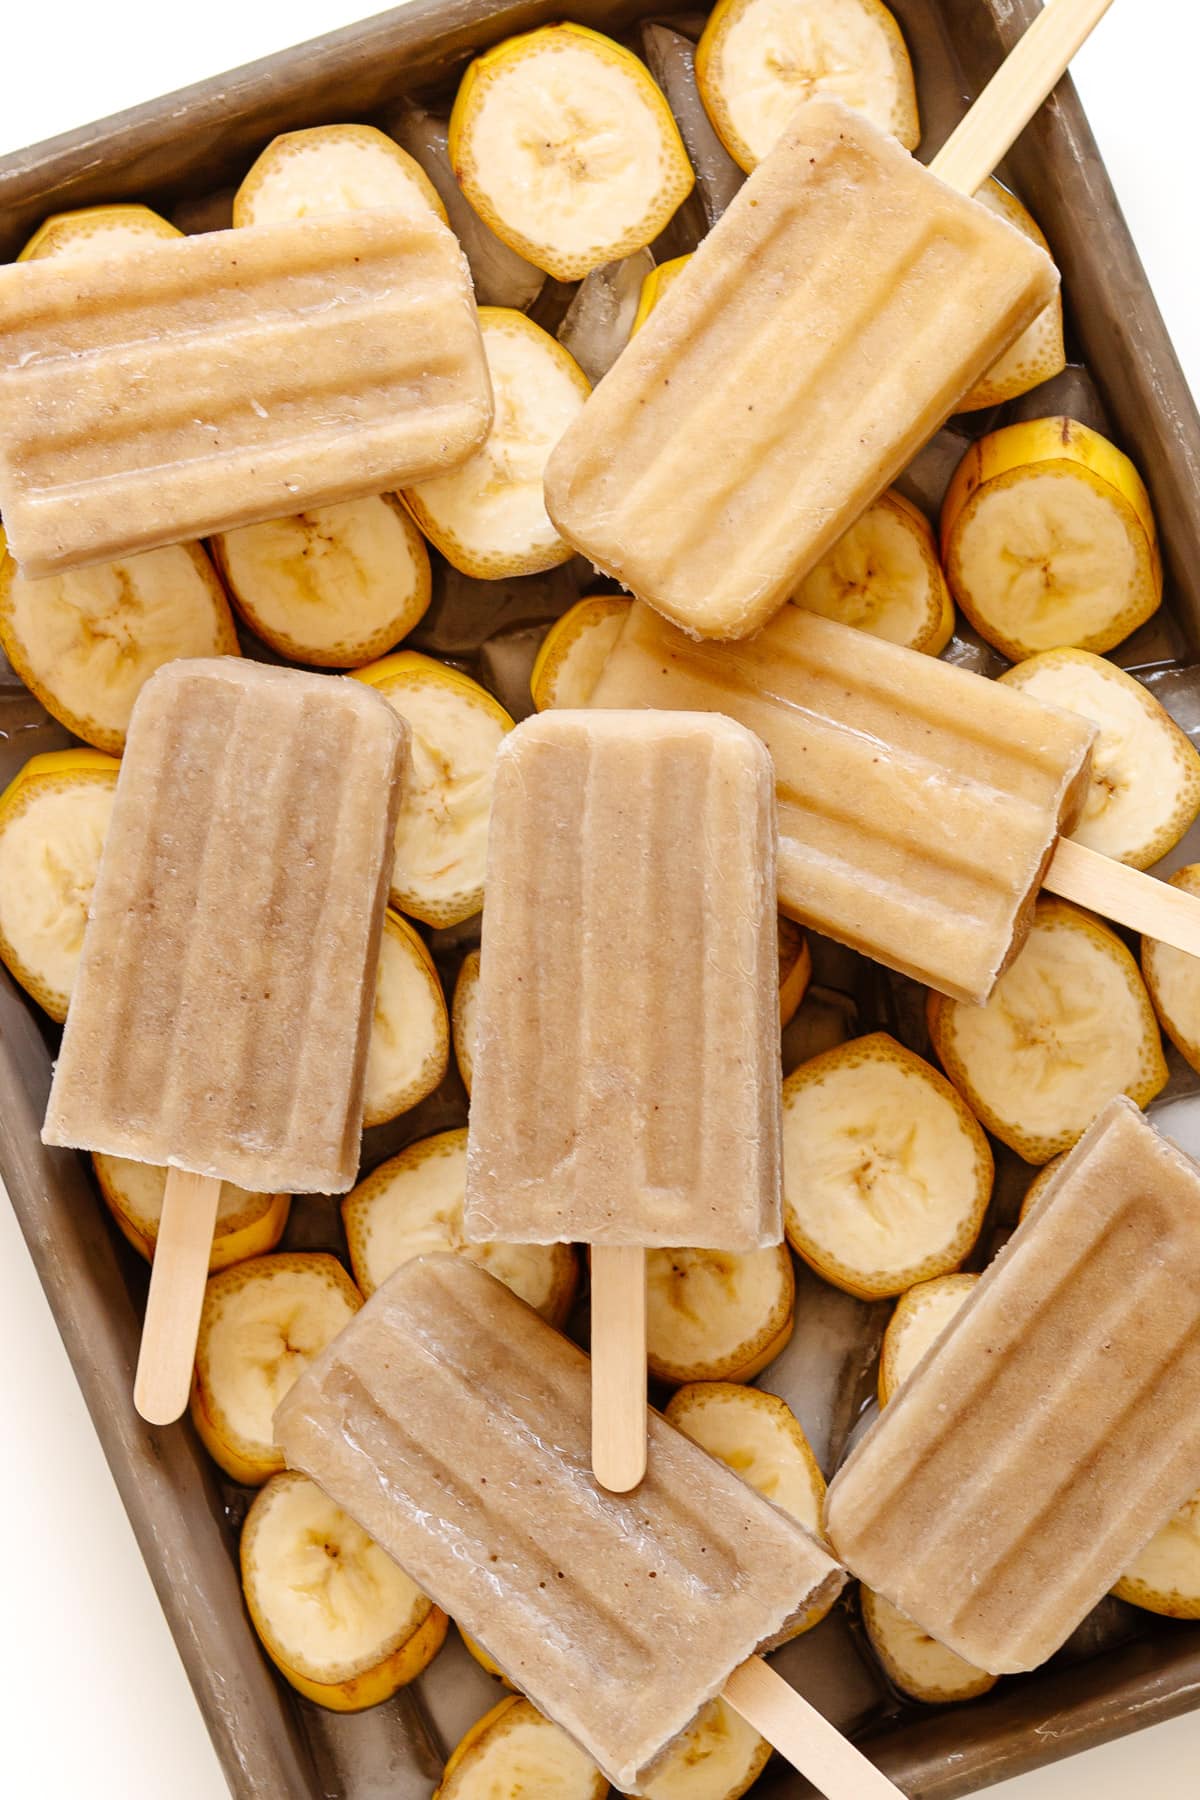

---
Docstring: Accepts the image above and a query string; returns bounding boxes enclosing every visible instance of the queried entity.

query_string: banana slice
[1000,650,1200,869]
[696,0,919,173]
[0,534,239,755]
[233,123,446,227]
[646,1246,794,1385]
[18,202,181,260]
[191,1253,362,1486]
[1143,865,1200,1076]
[665,1382,833,1636]
[404,309,589,579]
[436,1696,607,1800]
[449,23,695,282]
[364,910,450,1128]
[958,184,1065,413]
[353,653,514,927]
[790,489,953,655]
[777,918,811,1029]
[531,596,633,711]
[941,419,1163,660]
[93,1154,289,1274]
[460,1631,512,1686]
[632,254,692,337]
[877,1273,979,1405]
[636,1697,770,1800]
[928,898,1167,1163]
[782,1033,992,1299]
[1114,1486,1200,1620]
[212,496,431,668]
[861,1589,996,1705]
[1018,1152,1067,1225]
[342,1128,577,1324]
[452,949,481,1094]
[0,749,119,1021]
[241,1470,447,1710]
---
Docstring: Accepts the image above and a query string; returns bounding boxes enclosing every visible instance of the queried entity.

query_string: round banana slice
[928,898,1167,1164]
[1018,1152,1067,1225]
[645,1245,794,1385]
[233,123,447,227]
[877,1273,978,1405]
[665,1382,833,1637]
[1000,650,1200,869]
[631,254,692,335]
[403,309,589,579]
[449,23,695,282]
[861,1588,996,1705]
[0,535,239,755]
[18,202,181,260]
[353,653,514,927]
[364,910,450,1128]
[530,595,632,710]
[436,1696,606,1800]
[1143,865,1200,1076]
[460,1630,512,1686]
[93,1153,289,1275]
[212,496,431,668]
[778,918,811,1029]
[782,1033,993,1299]
[638,1696,771,1800]
[696,0,919,173]
[342,1128,577,1325]
[452,949,481,1094]
[958,184,1065,413]
[941,419,1163,660]
[0,749,119,1021]
[790,489,953,655]
[241,1470,447,1710]
[1114,1486,1200,1619]
[191,1252,362,1486]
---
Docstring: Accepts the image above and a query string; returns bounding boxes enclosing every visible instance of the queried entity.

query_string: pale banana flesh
[0,775,115,1020]
[791,490,950,653]
[363,914,449,1127]
[438,1698,606,1800]
[638,1696,771,1800]
[878,1273,978,1404]
[234,124,445,228]
[862,1588,996,1704]
[646,1244,793,1382]
[1116,1487,1200,1619]
[667,1383,824,1536]
[451,950,481,1093]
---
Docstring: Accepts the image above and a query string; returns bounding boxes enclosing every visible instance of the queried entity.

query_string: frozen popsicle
[463,708,781,1488]
[825,1097,1200,1674]
[545,0,1112,640]
[591,602,1200,1002]
[43,658,406,1424]
[0,211,493,578]
[275,1254,907,1800]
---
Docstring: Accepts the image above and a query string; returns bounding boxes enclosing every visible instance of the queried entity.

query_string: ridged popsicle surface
[275,1254,843,1791]
[463,709,781,1249]
[590,604,1096,1004]
[826,1098,1200,1673]
[43,658,406,1192]
[0,212,493,576]
[544,96,1059,640]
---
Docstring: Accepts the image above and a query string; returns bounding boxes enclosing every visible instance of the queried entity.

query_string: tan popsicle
[544,0,1114,641]
[42,660,406,1425]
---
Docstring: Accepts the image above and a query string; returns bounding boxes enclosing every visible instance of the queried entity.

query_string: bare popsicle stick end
[134,1166,221,1426]
[723,1657,907,1800]
[590,1245,648,1493]
[1045,838,1200,959]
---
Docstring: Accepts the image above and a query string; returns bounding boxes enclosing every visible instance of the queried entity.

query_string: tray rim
[4,1,1200,1796]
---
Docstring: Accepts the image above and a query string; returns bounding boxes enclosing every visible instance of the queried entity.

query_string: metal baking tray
[4,2,1200,1795]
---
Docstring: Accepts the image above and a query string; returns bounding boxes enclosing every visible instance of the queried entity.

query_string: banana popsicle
[0,212,493,578]
[544,97,1059,640]
[275,1254,847,1794]
[43,658,406,1194]
[589,603,1096,1005]
[826,1098,1200,1673]
[463,709,781,1249]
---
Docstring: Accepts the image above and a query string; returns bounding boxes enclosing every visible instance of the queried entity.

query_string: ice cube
[641,24,744,228]
[557,250,654,384]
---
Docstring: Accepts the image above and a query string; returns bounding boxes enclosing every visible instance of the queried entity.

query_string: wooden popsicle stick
[134,1166,221,1427]
[590,1245,647,1493]
[930,0,1115,197]
[723,1657,906,1800]
[1045,838,1200,958]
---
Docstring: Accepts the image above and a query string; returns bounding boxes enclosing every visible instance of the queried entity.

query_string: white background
[2,2,1199,1796]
